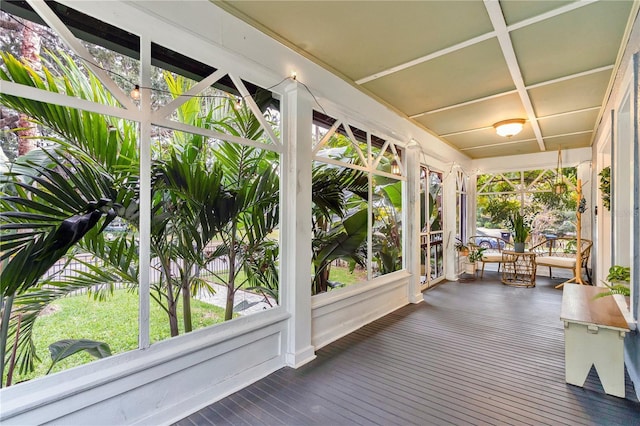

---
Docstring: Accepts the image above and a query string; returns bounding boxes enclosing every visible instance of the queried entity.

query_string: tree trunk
[313,262,330,294]
[0,295,15,388]
[17,20,42,156]
[224,286,235,321]
[167,298,179,337]
[224,231,237,321]
[181,260,193,333]
[158,254,180,337]
[224,254,236,321]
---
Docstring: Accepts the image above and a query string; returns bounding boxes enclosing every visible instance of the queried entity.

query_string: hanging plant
[599,166,611,211]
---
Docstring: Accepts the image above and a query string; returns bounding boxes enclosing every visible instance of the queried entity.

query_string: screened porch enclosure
[1,1,639,425]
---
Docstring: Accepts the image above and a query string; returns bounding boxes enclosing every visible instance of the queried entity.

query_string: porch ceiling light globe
[494,119,525,137]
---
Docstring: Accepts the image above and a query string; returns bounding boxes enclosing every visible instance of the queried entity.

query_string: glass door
[420,166,444,288]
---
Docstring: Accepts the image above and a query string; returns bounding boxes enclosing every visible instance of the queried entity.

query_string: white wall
[0,310,290,425]
[591,7,640,399]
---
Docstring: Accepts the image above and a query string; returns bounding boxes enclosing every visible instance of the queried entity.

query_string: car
[474,236,507,250]
[104,222,128,232]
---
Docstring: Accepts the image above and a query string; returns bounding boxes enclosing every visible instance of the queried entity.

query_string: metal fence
[44,252,234,296]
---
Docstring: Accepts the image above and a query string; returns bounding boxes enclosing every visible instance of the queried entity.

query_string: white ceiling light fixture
[493,119,525,137]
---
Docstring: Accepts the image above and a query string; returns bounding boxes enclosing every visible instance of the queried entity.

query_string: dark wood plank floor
[177,273,640,425]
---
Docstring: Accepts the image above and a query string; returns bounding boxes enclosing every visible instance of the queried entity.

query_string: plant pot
[514,242,525,253]
[465,262,476,274]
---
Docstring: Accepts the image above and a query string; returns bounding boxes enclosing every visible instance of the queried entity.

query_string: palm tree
[206,95,280,321]
[0,50,283,382]
[0,51,140,385]
[311,164,368,294]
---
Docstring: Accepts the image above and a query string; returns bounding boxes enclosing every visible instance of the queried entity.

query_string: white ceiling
[216,0,638,159]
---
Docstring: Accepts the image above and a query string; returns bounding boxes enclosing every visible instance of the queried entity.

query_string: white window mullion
[367,174,373,280]
[1,81,140,121]
[152,118,283,153]
[138,36,152,350]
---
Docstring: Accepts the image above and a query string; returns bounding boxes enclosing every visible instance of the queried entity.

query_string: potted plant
[594,265,631,298]
[508,212,529,253]
[454,237,469,256]
[465,247,486,274]
[599,166,611,211]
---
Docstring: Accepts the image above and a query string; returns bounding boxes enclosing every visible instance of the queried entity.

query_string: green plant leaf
[47,339,112,374]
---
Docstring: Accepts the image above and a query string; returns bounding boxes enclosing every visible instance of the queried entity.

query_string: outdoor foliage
[599,166,611,211]
[476,169,578,242]
[0,45,280,384]
[311,126,404,294]
[311,163,368,294]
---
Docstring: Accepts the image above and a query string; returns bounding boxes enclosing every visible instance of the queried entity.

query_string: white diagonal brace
[312,119,341,155]
[371,139,390,170]
[230,74,281,146]
[153,118,283,153]
[29,0,136,110]
[343,122,368,167]
[152,69,227,121]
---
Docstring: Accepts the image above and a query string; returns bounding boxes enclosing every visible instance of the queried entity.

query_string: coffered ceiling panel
[361,38,513,116]
[510,1,633,85]
[223,1,493,81]
[218,0,638,159]
[528,70,612,117]
[415,92,525,136]
[544,133,594,151]
[538,109,600,137]
[446,126,535,150]
[500,1,574,25]
[465,140,542,159]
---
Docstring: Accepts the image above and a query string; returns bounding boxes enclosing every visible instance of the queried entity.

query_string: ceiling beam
[483,0,545,151]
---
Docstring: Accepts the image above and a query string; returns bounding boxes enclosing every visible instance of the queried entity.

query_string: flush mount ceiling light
[493,119,525,137]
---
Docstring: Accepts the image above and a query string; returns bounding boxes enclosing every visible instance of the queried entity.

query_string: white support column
[405,141,423,303]
[468,173,478,240]
[577,161,593,242]
[443,165,458,281]
[281,81,316,368]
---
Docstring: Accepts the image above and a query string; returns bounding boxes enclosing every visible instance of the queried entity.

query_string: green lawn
[9,290,225,384]
[8,263,361,384]
[329,265,368,286]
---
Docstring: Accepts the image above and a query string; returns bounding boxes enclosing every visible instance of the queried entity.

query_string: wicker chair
[530,237,592,283]
[468,236,512,279]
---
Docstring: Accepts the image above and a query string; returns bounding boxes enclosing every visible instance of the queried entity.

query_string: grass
[329,265,368,285]
[9,289,225,384]
[8,262,357,384]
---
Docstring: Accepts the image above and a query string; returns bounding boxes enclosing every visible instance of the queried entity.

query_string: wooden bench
[468,235,512,278]
[560,284,630,397]
[530,237,592,283]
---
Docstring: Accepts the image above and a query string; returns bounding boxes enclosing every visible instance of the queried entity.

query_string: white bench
[560,284,630,397]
